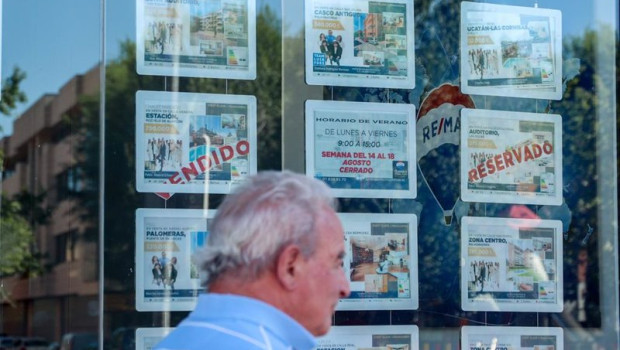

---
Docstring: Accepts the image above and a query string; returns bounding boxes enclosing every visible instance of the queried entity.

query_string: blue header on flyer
[349,290,399,299]
[145,289,204,298]
[145,53,228,66]
[317,176,409,190]
[314,56,391,75]
[468,290,539,300]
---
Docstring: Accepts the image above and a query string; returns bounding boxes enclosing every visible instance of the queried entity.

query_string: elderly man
[154,171,350,350]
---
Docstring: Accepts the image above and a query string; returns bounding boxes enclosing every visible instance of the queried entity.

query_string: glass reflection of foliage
[325,0,467,328]
[1,70,45,300]
[0,67,27,117]
[0,193,46,280]
[549,27,620,329]
[67,0,616,342]
[72,4,282,328]
[324,0,616,337]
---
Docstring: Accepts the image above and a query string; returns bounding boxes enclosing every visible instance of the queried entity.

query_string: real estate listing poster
[135,208,215,312]
[136,0,256,79]
[305,0,415,89]
[306,100,416,199]
[461,216,563,312]
[136,90,257,194]
[316,325,419,350]
[460,1,562,100]
[462,326,563,350]
[338,213,418,311]
[136,328,172,350]
[460,108,562,205]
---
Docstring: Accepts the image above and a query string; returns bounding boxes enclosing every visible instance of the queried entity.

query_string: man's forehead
[317,209,344,246]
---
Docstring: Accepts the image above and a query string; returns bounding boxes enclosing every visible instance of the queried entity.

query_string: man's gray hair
[196,171,336,287]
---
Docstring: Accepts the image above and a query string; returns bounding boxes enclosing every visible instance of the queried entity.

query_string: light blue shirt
[154,294,317,350]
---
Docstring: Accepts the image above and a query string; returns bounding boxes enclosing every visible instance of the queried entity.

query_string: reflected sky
[0,0,611,135]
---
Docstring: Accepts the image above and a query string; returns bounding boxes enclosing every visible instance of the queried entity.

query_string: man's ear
[275,244,304,291]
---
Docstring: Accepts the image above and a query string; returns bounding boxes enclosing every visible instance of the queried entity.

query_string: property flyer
[461,216,563,312]
[306,100,416,199]
[305,0,415,89]
[461,326,564,350]
[460,108,562,205]
[136,0,256,79]
[338,213,418,311]
[135,208,215,312]
[136,91,257,194]
[315,325,419,350]
[460,1,562,100]
[136,328,172,350]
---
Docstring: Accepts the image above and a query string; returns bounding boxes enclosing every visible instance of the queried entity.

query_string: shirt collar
[191,293,317,350]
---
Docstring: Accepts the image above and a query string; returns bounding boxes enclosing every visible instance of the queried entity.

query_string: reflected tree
[0,67,44,303]
[72,4,283,329]
[0,67,27,117]
[326,0,617,333]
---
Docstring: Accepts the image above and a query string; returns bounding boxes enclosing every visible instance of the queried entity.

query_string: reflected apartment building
[0,66,100,340]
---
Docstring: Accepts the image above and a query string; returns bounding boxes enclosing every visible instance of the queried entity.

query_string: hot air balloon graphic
[416,84,475,225]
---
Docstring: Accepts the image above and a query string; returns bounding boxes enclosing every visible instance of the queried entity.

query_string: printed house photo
[351,8,407,71]
[189,2,248,51]
[506,238,554,291]
[349,233,409,295]
[188,116,232,173]
[199,40,224,56]
[188,113,250,178]
[190,4,225,47]
[372,333,412,350]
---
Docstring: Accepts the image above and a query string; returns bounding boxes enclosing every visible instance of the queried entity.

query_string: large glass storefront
[1,0,618,349]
